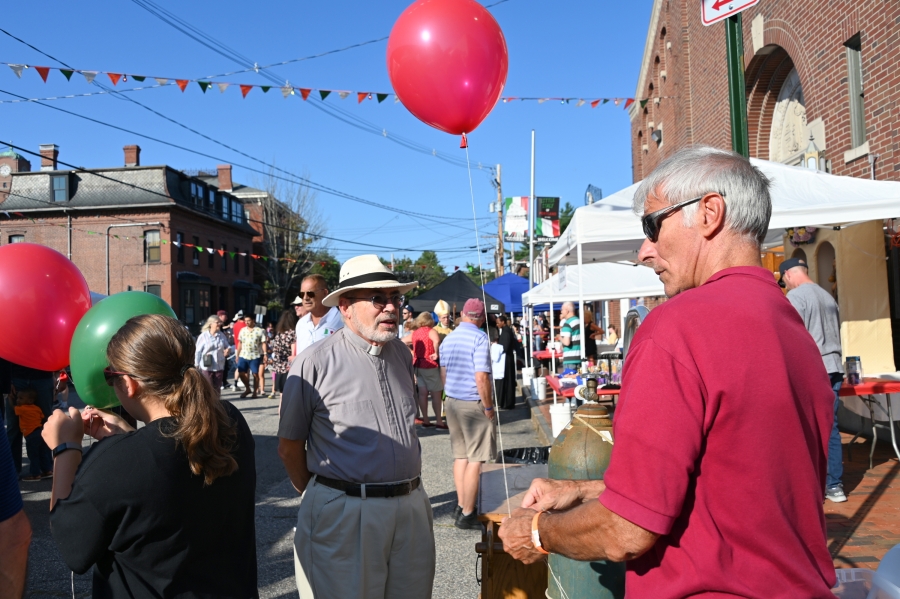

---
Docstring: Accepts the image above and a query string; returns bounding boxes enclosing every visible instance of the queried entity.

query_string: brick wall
[0,208,255,317]
[631,0,900,184]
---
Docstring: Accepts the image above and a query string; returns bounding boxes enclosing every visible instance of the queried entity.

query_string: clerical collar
[367,344,383,356]
[344,326,385,356]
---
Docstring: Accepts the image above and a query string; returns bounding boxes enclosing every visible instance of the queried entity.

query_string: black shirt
[50,401,258,598]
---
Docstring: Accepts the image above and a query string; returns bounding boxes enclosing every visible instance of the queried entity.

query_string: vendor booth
[482,273,530,314]
[408,270,505,315]
[544,158,900,440]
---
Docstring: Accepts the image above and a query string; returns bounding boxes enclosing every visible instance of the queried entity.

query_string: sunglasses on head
[348,293,405,310]
[103,367,134,386]
[640,192,724,242]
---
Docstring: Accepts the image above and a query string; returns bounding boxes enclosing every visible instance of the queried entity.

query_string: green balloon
[69,291,177,408]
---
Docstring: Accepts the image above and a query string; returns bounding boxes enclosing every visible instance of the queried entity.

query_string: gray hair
[632,146,772,246]
[200,315,219,334]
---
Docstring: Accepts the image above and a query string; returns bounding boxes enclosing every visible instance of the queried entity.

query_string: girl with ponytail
[43,314,258,598]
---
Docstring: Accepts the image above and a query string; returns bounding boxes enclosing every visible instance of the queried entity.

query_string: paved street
[15,384,538,599]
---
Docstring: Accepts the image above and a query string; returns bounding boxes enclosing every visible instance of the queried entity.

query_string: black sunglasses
[103,367,134,386]
[348,294,405,310]
[641,193,724,242]
[298,290,319,299]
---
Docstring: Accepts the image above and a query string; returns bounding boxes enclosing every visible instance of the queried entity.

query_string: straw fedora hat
[323,254,418,308]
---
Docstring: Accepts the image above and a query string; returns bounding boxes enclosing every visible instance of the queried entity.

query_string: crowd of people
[0,146,857,599]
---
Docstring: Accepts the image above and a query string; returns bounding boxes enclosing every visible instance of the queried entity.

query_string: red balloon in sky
[0,243,91,371]
[387,0,509,136]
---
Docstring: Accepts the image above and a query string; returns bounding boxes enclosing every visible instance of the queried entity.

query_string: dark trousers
[7,377,54,474]
[827,372,844,489]
[202,370,224,397]
[24,427,52,476]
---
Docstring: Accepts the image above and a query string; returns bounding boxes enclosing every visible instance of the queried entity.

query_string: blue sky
[0,0,652,268]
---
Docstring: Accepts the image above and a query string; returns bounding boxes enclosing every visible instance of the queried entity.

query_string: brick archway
[745,45,798,160]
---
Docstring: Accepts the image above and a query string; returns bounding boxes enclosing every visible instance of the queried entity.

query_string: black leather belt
[315,475,421,499]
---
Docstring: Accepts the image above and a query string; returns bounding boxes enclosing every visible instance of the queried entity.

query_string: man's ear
[698,193,727,239]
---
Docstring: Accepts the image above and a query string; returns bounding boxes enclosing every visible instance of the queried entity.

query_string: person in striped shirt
[558,302,582,368]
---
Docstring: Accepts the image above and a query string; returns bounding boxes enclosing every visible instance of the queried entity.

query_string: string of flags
[2,62,656,109]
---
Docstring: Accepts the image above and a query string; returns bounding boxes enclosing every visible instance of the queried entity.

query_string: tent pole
[577,219,586,364]
[549,285,556,376]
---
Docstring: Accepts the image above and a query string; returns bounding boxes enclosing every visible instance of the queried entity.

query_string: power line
[0,89,491,231]
[0,28,494,225]
[0,144,479,254]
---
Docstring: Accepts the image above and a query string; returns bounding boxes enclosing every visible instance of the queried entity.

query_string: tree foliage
[384,250,447,298]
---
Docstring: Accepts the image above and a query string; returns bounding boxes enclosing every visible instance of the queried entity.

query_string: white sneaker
[825,486,847,503]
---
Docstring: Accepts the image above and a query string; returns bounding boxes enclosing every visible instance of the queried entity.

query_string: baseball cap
[462,298,485,319]
[291,295,303,305]
[778,258,807,288]
[217,310,228,317]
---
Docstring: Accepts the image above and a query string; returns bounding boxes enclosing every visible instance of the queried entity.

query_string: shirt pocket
[327,399,376,437]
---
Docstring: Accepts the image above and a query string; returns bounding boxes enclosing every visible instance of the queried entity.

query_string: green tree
[559,201,576,235]
[464,262,497,286]
[308,251,340,291]
[386,251,447,298]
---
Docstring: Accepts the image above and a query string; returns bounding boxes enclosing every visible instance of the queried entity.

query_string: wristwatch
[52,442,83,459]
[531,511,550,555]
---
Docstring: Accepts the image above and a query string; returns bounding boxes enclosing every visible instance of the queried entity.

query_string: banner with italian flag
[535,197,560,242]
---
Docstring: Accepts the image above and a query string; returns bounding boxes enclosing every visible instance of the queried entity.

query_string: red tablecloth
[532,350,562,361]
[545,375,621,400]
[839,378,900,397]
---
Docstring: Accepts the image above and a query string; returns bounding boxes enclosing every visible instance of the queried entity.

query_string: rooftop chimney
[217,164,233,192]
[39,144,59,171]
[124,145,141,167]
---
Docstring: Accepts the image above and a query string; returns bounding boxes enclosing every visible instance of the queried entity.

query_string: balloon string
[463,140,512,517]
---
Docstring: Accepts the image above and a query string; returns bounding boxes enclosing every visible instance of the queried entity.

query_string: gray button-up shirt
[278,326,421,484]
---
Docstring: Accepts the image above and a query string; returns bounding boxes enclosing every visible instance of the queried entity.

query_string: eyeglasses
[640,193,723,242]
[347,294,404,310]
[103,367,134,386]
[298,290,319,299]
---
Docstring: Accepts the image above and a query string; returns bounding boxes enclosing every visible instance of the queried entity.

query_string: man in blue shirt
[440,298,495,530]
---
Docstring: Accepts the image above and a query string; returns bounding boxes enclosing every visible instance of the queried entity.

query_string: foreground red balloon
[387,0,509,135]
[0,243,91,371]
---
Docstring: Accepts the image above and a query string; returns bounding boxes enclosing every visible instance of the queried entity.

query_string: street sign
[701,0,759,26]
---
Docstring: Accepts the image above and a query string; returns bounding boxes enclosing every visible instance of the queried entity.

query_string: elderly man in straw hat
[277,254,435,599]
[433,299,453,341]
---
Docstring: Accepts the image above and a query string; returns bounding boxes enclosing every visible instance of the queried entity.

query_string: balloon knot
[460,133,468,149]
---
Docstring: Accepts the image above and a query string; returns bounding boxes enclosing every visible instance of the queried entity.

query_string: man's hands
[42,407,84,449]
[81,407,135,440]
[499,508,546,565]
[520,478,606,512]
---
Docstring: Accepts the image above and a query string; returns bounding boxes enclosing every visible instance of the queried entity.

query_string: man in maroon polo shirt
[499,147,836,598]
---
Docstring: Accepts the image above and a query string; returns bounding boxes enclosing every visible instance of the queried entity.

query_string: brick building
[0,144,259,332]
[628,0,900,370]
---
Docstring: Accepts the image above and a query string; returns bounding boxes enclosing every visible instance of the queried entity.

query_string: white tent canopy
[550,158,900,266]
[522,262,664,306]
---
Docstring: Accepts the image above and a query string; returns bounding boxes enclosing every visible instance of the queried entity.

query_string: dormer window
[51,174,69,202]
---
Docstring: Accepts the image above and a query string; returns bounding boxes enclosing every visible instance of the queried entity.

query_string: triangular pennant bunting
[107,73,122,86]
[299,88,311,100]
[9,64,25,78]
[229,252,236,259]
[624,98,635,109]
[176,79,189,92]
[83,71,98,84]
[155,77,168,86]
[376,93,388,103]
[640,99,649,108]
[217,249,225,256]
[240,85,252,98]
[602,99,610,104]
[217,83,229,93]
[591,100,600,108]
[358,92,368,104]
[576,99,585,107]
[60,69,74,81]
[260,86,271,93]
[281,85,292,98]
[198,81,210,93]
[172,241,181,247]
[206,247,215,254]
[319,90,330,100]
[132,75,146,82]
[35,66,50,82]
[338,91,350,100]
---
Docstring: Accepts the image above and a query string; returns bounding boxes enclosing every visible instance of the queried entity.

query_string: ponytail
[107,314,238,485]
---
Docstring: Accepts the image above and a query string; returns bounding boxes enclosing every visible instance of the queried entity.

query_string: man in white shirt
[295,274,344,355]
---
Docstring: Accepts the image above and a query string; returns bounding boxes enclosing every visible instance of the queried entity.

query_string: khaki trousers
[293,476,436,599]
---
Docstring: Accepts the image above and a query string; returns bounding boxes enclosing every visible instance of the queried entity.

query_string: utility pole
[495,164,504,275]
[726,13,750,157]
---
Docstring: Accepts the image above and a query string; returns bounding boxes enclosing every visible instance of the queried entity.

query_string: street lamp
[803,134,827,172]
